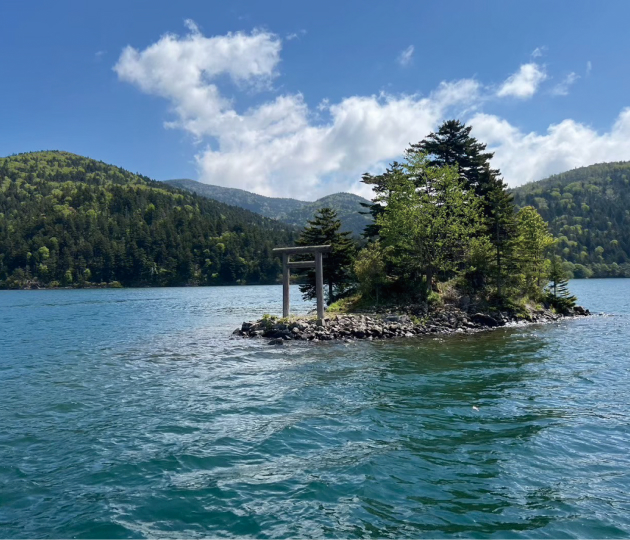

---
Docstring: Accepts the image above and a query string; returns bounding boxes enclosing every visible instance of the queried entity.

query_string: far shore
[2,276,626,292]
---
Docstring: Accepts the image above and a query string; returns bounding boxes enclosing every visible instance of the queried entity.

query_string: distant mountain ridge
[511,161,630,278]
[165,179,372,236]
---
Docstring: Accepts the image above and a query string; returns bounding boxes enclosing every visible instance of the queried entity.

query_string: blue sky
[1,0,629,199]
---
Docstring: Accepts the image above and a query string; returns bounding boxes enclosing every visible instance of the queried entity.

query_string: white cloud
[532,46,547,58]
[470,109,630,187]
[286,30,306,41]
[551,72,580,96]
[195,81,480,198]
[497,63,547,99]
[114,25,282,139]
[115,23,630,199]
[586,61,592,75]
[397,45,414,67]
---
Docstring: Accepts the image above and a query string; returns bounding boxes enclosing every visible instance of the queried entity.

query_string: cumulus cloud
[114,22,480,198]
[397,45,414,67]
[497,63,547,99]
[551,72,580,96]
[114,25,282,139]
[115,23,630,198]
[470,109,630,186]
[195,80,480,198]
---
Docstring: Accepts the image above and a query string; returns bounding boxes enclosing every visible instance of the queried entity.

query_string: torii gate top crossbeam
[272,245,332,254]
[274,245,331,320]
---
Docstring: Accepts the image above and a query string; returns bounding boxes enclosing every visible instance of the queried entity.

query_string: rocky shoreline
[234,304,591,345]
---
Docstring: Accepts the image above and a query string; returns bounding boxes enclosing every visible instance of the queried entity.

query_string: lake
[1,280,629,538]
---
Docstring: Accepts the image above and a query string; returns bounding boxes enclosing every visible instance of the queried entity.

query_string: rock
[236,302,585,344]
[574,305,589,316]
[471,313,499,327]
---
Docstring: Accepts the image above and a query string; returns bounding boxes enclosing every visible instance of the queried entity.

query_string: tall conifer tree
[296,208,356,302]
[410,119,500,204]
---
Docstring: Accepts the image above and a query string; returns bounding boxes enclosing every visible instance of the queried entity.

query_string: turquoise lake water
[1,280,629,538]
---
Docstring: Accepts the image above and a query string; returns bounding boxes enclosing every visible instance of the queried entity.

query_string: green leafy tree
[515,206,554,297]
[376,153,485,297]
[296,207,356,302]
[360,162,405,239]
[362,121,518,281]
[354,241,388,304]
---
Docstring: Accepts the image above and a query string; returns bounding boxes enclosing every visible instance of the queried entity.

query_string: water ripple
[1,281,630,538]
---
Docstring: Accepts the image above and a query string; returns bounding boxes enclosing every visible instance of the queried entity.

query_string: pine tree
[486,170,518,298]
[410,119,500,203]
[296,208,356,302]
[545,255,577,313]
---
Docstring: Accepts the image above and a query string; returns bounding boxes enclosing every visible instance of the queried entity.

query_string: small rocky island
[234,303,590,345]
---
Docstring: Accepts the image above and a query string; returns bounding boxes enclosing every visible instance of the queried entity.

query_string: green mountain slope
[511,161,630,278]
[165,178,372,236]
[0,151,295,289]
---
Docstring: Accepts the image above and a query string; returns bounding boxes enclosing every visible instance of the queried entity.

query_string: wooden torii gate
[272,245,332,320]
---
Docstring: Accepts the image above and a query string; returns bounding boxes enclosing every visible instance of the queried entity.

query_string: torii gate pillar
[273,245,332,320]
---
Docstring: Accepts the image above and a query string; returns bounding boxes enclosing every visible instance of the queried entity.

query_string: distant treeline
[0,151,295,289]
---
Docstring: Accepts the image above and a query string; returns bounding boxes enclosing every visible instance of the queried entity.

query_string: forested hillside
[512,161,630,278]
[166,179,371,236]
[0,152,295,289]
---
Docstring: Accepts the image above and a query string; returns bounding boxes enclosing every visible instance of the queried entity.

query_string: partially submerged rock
[234,304,590,345]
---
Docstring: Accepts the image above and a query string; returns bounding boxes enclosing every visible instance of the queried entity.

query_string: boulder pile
[233,304,590,345]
